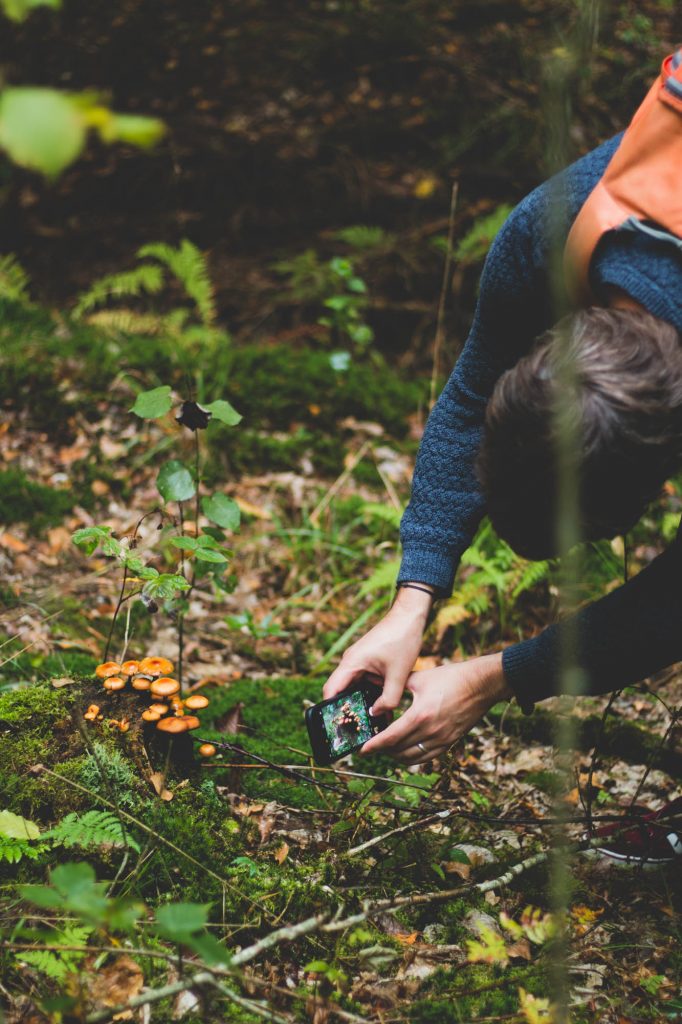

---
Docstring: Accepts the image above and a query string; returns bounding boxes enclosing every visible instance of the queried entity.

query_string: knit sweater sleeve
[397,194,551,594]
[398,135,623,596]
[502,521,682,702]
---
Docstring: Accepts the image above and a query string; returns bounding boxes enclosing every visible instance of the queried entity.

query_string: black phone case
[305,679,389,766]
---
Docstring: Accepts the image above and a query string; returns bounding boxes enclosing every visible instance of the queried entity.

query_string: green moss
[0,469,73,532]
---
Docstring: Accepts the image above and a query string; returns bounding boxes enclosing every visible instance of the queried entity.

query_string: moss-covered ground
[0,302,680,1023]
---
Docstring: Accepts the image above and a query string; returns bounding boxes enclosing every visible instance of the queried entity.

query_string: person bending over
[323,54,682,812]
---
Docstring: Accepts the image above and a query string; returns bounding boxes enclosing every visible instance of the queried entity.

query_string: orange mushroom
[111,717,130,732]
[139,656,174,677]
[142,708,162,722]
[148,703,169,716]
[156,716,189,734]
[184,694,209,710]
[181,715,201,731]
[120,660,140,676]
[131,675,152,691]
[198,743,217,757]
[103,676,126,691]
[84,704,100,721]
[95,661,122,679]
[150,677,180,699]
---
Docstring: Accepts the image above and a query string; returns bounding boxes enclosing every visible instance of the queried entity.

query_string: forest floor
[0,301,681,1024]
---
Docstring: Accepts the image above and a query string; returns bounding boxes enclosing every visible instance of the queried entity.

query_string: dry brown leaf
[47,526,73,553]
[150,772,174,801]
[91,480,110,497]
[234,495,271,520]
[394,932,420,945]
[274,841,290,864]
[506,938,532,961]
[443,860,471,880]
[0,532,28,553]
[216,701,245,735]
[88,955,143,1009]
[412,656,440,672]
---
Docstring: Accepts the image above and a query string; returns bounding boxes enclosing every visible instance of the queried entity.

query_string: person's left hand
[360,653,512,764]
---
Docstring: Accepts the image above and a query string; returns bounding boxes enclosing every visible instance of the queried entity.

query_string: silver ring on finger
[417,741,427,755]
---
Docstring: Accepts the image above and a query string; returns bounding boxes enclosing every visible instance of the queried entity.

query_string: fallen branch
[346,809,453,857]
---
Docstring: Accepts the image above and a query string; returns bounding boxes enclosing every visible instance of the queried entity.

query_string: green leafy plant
[73,240,228,357]
[72,383,241,669]
[0,253,31,306]
[273,251,374,352]
[0,807,139,862]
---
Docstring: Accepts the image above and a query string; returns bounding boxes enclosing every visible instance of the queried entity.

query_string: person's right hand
[322,585,434,717]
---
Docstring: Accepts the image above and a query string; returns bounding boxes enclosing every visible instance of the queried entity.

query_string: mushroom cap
[198,743,217,757]
[95,661,122,679]
[142,709,161,722]
[103,676,126,691]
[139,656,174,677]
[184,694,209,710]
[111,717,130,732]
[131,675,152,691]
[120,660,140,676]
[150,677,181,698]
[84,704,100,720]
[156,716,189,734]
[148,703,169,716]
[181,715,201,731]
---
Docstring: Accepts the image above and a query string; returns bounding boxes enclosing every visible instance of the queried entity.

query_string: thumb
[370,671,408,717]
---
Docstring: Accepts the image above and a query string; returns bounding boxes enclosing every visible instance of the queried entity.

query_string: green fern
[510,559,551,601]
[358,557,400,598]
[138,240,216,326]
[0,834,42,863]
[361,502,402,530]
[43,811,140,853]
[0,253,31,305]
[73,264,164,319]
[20,924,92,981]
[84,308,167,335]
[334,225,391,250]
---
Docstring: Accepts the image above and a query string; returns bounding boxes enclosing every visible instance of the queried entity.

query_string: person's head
[477,308,682,559]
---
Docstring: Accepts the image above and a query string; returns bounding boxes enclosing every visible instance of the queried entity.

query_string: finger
[322,663,366,700]
[370,672,409,717]
[361,707,420,755]
[395,743,441,765]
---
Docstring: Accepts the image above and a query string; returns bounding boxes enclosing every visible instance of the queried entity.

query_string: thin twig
[309,439,373,528]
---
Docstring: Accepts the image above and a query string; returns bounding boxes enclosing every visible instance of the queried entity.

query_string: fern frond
[334,225,391,250]
[358,557,400,598]
[510,560,551,601]
[20,925,92,981]
[138,240,216,326]
[0,835,41,863]
[361,502,402,529]
[44,811,140,853]
[84,309,166,335]
[0,253,31,305]
[73,265,165,319]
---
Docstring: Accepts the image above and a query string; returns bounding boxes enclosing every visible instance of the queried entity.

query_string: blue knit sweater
[398,134,682,705]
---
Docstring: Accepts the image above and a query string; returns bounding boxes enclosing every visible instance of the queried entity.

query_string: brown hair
[477,308,682,559]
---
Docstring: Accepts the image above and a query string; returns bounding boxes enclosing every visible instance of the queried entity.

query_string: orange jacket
[564,50,682,303]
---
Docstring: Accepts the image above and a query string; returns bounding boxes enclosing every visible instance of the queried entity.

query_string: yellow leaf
[414,174,439,199]
[274,841,290,864]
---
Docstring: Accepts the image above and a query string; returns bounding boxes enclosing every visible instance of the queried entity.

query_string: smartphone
[305,678,389,766]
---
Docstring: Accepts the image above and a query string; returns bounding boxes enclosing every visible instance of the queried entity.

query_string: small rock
[457,844,496,867]
[464,910,501,938]
[422,923,448,945]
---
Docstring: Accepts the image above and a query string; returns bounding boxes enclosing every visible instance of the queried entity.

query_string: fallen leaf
[216,701,245,735]
[150,772,174,801]
[88,955,144,1008]
[234,496,271,520]
[0,532,28,553]
[274,841,290,864]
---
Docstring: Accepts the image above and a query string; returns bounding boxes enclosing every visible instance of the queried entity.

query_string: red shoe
[586,796,682,866]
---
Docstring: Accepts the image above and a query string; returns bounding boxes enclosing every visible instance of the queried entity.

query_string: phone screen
[319,690,376,758]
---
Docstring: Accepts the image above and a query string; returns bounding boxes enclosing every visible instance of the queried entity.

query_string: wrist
[476,652,513,705]
[391,582,435,621]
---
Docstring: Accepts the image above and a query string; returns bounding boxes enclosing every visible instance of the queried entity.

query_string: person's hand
[360,653,512,763]
[322,585,434,717]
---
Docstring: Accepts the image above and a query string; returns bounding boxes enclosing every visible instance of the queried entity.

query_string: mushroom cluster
[88,655,213,740]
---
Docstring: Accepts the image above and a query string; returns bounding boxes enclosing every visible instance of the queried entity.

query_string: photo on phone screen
[306,680,388,765]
